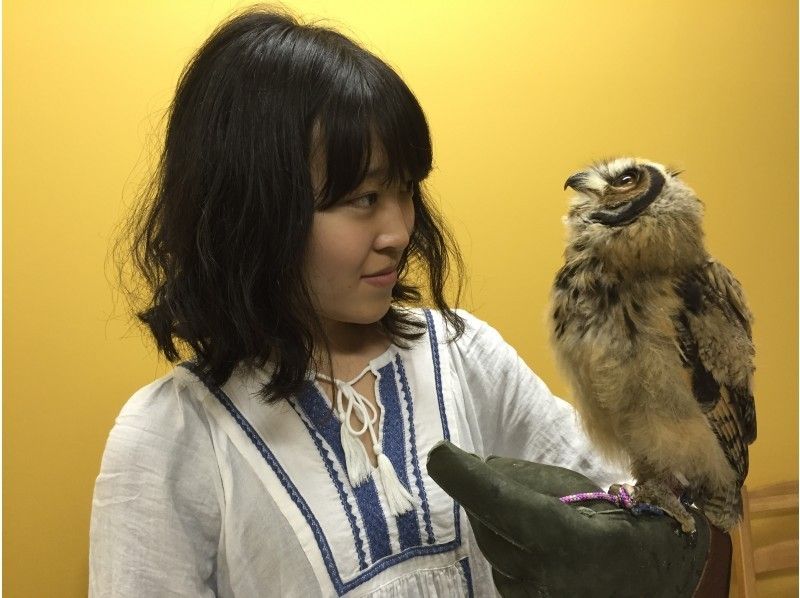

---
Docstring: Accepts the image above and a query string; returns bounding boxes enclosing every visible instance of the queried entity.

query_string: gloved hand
[426,440,731,598]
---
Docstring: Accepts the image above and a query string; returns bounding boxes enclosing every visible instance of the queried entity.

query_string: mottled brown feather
[676,259,756,483]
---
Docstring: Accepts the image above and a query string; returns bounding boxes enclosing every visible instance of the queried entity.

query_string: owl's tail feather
[701,486,742,533]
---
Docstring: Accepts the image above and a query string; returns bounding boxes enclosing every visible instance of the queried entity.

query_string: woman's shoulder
[117,366,207,421]
[416,307,507,352]
[103,366,217,468]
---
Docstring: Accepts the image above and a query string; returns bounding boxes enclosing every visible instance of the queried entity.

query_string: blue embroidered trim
[458,557,475,598]
[423,309,462,545]
[395,353,436,545]
[424,309,450,441]
[289,396,368,570]
[299,383,391,563]
[376,362,421,551]
[351,483,393,563]
[178,362,343,589]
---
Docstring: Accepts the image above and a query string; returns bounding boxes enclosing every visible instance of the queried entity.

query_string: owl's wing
[673,258,756,484]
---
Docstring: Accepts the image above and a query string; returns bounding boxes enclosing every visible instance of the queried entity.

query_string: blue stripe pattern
[376,362,421,550]
[458,557,475,598]
[298,383,392,563]
[179,363,343,589]
[289,396,368,570]
[424,309,451,441]
[423,309,462,545]
[394,353,436,545]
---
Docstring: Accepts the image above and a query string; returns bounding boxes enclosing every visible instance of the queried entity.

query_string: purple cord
[559,487,634,509]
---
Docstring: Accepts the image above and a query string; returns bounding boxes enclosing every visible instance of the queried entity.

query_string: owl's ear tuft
[667,166,685,178]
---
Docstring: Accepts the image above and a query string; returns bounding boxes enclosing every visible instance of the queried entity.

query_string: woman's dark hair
[117,4,465,401]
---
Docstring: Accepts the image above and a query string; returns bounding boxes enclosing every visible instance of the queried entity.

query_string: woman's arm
[448,310,630,490]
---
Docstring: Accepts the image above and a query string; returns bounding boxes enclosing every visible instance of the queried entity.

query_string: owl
[550,157,756,534]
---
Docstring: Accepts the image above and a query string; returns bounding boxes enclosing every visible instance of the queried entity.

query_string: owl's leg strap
[559,486,666,517]
[559,487,634,508]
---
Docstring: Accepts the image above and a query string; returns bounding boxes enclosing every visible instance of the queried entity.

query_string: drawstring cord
[316,366,414,516]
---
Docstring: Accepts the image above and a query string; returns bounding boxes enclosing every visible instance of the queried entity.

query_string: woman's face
[305,142,415,333]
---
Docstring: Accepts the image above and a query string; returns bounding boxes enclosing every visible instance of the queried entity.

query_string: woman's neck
[314,320,391,381]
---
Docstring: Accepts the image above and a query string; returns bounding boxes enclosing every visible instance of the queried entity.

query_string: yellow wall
[5,1,796,595]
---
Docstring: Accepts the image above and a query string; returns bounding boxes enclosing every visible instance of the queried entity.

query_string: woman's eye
[348,193,378,208]
[343,181,414,209]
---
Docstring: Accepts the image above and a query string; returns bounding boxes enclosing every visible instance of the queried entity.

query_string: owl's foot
[634,479,696,534]
[608,483,636,500]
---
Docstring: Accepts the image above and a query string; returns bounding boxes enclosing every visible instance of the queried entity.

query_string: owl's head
[562,157,706,274]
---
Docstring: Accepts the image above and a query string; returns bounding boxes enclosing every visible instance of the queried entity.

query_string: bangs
[313,53,432,207]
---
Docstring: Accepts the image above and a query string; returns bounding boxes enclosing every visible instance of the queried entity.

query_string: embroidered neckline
[315,363,414,516]
[177,309,467,595]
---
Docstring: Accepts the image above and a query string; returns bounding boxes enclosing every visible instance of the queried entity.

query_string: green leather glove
[426,440,731,598]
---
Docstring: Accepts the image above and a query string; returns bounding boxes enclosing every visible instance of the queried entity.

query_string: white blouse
[89,309,625,597]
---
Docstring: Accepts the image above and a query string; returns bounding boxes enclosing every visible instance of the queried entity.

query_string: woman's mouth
[362,268,398,287]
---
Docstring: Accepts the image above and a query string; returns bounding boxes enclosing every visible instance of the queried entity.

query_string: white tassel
[376,449,414,516]
[340,416,371,486]
[333,378,375,487]
[317,367,414,513]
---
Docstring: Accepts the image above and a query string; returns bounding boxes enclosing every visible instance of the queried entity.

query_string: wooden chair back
[730,480,798,597]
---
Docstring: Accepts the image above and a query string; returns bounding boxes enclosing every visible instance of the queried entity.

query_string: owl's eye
[611,169,639,188]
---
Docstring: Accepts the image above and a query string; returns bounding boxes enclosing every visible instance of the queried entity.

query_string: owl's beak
[563,172,587,191]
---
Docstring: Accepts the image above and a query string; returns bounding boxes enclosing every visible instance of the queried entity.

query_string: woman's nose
[374,194,414,252]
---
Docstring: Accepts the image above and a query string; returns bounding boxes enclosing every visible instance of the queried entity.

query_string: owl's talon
[608,483,635,497]
[634,480,696,535]
[607,482,636,509]
[678,517,697,535]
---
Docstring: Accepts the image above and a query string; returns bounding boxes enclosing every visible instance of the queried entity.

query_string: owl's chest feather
[551,261,681,354]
